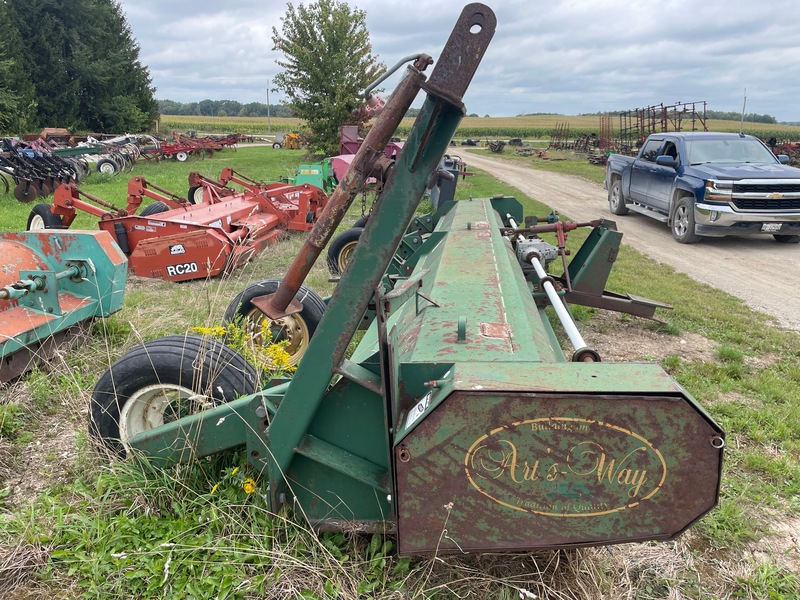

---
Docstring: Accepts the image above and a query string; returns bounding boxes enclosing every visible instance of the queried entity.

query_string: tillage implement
[90,4,723,555]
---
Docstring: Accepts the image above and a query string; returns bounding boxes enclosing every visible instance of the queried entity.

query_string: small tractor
[272,132,304,150]
[89,4,723,555]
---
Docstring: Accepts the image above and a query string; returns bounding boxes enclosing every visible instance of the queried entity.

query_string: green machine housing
[1,230,127,382]
[126,3,723,556]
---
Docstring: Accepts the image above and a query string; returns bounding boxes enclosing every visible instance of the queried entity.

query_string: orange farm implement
[27,171,328,283]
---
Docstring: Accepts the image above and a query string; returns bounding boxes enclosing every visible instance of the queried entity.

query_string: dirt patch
[581,312,718,363]
[0,396,83,510]
[748,516,800,574]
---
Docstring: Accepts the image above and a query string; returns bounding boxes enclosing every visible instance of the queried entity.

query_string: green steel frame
[128,4,724,555]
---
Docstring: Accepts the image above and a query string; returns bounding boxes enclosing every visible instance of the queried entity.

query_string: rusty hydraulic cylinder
[257,57,433,320]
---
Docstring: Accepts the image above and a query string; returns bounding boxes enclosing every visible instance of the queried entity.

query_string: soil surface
[464,152,800,332]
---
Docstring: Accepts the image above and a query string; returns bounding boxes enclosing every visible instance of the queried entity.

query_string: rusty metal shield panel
[394,391,723,555]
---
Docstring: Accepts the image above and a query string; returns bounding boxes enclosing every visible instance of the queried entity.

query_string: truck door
[648,140,679,211]
[629,138,663,205]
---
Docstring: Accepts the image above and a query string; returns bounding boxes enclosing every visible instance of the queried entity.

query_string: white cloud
[118,0,800,121]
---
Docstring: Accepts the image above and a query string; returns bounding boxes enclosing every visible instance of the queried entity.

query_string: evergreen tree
[0,3,38,133]
[272,0,384,156]
[3,0,158,133]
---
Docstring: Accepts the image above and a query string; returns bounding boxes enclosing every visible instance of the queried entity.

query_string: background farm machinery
[1,137,92,201]
[89,4,723,557]
[1,132,246,196]
[28,169,328,282]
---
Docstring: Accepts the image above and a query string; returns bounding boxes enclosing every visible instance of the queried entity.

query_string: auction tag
[761,223,783,232]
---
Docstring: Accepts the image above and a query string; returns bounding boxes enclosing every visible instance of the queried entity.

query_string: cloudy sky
[118,0,800,122]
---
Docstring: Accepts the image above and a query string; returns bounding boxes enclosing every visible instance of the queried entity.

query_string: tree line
[157,99,296,118]
[0,0,158,135]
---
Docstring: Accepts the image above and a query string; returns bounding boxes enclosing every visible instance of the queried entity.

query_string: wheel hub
[119,383,211,449]
[244,308,311,365]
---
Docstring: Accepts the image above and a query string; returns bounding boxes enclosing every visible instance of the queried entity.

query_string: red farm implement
[28,172,328,282]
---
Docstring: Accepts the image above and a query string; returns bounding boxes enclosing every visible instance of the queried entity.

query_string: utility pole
[267,79,272,133]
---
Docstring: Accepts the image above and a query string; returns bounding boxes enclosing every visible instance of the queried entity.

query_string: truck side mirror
[776,154,790,164]
[655,155,680,169]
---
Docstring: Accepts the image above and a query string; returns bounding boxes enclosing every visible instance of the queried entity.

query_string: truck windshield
[686,138,777,165]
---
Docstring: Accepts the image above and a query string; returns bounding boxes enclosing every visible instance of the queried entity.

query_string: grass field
[1,145,799,598]
[160,113,800,142]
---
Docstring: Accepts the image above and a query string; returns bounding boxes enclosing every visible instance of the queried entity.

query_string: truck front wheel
[608,178,628,215]
[671,196,702,244]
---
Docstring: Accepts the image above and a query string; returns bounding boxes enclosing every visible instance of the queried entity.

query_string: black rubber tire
[27,203,63,230]
[96,159,117,174]
[607,178,628,215]
[773,234,800,244]
[671,196,701,244]
[223,278,326,366]
[272,142,282,149]
[327,227,364,275]
[89,334,260,456]
[187,186,205,204]
[353,215,369,228]
[139,201,171,216]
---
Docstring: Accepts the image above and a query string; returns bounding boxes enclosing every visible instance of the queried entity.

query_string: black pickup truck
[604,132,800,243]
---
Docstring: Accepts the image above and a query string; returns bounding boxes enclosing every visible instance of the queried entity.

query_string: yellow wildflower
[231,467,239,476]
[242,478,256,494]
[210,483,219,494]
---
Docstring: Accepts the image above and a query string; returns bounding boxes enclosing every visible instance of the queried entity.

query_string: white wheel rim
[99,162,115,174]
[118,383,211,451]
[29,214,45,230]
[176,152,188,162]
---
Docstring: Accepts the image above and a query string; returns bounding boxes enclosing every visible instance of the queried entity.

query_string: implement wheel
[327,227,363,275]
[89,334,259,456]
[187,186,205,204]
[27,203,63,230]
[96,159,117,174]
[223,279,326,366]
[139,201,170,216]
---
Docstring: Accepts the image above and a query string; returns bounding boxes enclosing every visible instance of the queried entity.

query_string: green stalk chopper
[90,4,724,555]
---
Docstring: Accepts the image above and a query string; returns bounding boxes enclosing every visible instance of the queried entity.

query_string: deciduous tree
[272,0,384,156]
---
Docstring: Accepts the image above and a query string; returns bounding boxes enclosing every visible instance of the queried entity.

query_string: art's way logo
[464,417,667,517]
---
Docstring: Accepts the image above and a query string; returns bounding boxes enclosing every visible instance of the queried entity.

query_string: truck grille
[732,198,800,211]
[732,183,800,194]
